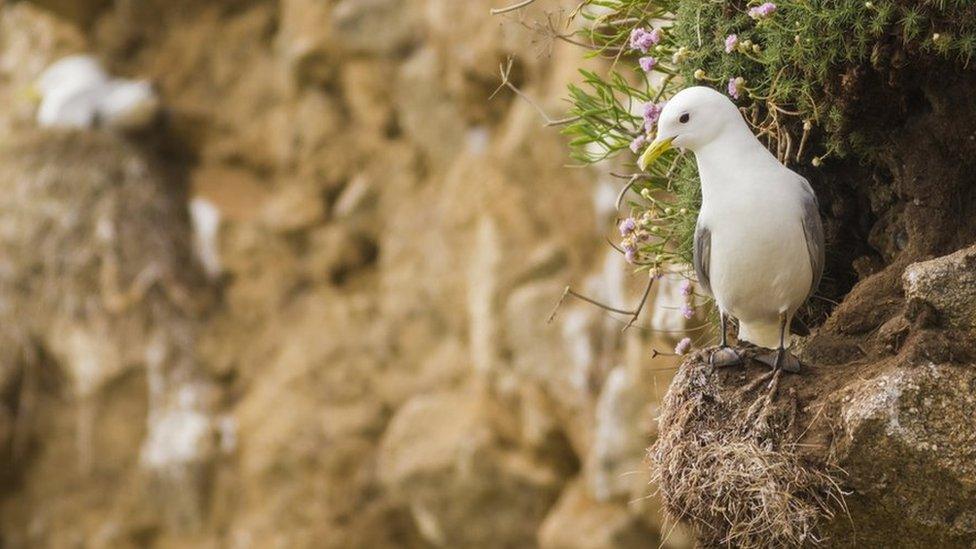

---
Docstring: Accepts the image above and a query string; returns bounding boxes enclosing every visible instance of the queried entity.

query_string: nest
[649,354,846,547]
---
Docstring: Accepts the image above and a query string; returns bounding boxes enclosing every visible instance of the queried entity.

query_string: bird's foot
[743,368,785,435]
[709,346,743,369]
[755,348,802,373]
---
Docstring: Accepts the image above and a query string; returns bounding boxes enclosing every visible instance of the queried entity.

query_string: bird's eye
[679,113,690,123]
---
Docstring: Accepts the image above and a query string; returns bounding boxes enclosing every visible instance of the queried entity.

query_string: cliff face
[3,2,973,548]
[0,2,692,547]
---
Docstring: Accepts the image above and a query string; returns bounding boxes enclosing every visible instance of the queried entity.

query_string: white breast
[701,179,812,346]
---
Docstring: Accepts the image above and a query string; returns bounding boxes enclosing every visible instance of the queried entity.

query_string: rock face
[903,245,976,331]
[835,364,976,546]
[378,391,564,547]
[0,130,217,543]
[0,1,682,547]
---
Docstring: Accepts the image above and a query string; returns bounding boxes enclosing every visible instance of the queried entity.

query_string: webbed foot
[756,349,802,373]
[709,346,743,368]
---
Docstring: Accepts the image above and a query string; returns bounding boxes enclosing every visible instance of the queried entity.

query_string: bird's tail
[737,320,787,349]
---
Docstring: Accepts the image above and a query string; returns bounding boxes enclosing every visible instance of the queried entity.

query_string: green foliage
[560,0,976,271]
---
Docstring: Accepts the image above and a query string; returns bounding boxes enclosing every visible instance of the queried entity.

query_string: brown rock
[0,130,215,540]
[331,0,418,56]
[259,183,326,233]
[395,47,465,165]
[378,391,564,547]
[833,365,976,544]
[903,245,976,330]
[538,480,657,549]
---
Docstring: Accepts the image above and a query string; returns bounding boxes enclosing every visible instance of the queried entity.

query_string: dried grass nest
[649,353,847,547]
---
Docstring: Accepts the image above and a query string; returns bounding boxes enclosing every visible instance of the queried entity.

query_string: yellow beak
[637,136,674,171]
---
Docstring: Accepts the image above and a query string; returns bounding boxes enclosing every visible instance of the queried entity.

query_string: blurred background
[0,1,697,547]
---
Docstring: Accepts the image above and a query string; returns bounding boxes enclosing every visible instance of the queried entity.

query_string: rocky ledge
[651,245,976,548]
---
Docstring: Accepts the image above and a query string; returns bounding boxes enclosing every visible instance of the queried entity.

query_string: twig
[491,58,579,127]
[623,274,655,331]
[559,286,638,316]
[546,286,571,324]
[795,123,811,163]
[615,174,641,211]
[489,0,536,15]
[546,272,655,331]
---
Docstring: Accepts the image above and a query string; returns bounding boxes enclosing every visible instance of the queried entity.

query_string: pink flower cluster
[618,215,653,264]
[680,279,695,319]
[629,134,647,154]
[724,34,739,53]
[727,76,745,100]
[618,217,637,236]
[629,27,662,53]
[642,102,663,132]
[748,2,777,19]
[639,56,657,72]
[674,337,692,355]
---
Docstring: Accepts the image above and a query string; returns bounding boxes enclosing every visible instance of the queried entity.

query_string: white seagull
[34,54,160,131]
[639,86,824,372]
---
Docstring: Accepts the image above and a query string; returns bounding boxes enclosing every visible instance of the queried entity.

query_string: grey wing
[693,220,712,296]
[798,177,825,302]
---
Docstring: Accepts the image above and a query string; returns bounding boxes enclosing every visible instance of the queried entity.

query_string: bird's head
[638,86,745,170]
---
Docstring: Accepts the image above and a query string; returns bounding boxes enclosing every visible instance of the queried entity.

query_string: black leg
[710,310,742,368]
[720,310,729,347]
[756,313,802,373]
[774,313,787,369]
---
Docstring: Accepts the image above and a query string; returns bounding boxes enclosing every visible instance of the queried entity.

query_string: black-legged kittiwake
[639,86,824,372]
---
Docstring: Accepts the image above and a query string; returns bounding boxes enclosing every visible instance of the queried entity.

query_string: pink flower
[629,134,646,154]
[618,217,637,236]
[680,280,693,296]
[642,102,663,131]
[624,249,638,264]
[727,77,745,100]
[724,34,738,53]
[748,2,777,19]
[629,28,662,53]
[681,304,695,319]
[674,337,692,355]
[638,56,657,72]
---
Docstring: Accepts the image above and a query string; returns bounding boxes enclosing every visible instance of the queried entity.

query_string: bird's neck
[692,125,780,204]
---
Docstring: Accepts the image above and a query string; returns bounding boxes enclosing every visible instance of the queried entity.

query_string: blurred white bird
[34,54,160,131]
[638,87,824,373]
